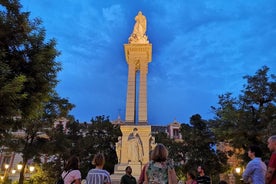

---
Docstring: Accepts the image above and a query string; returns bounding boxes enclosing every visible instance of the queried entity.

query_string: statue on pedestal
[127,128,144,162]
[115,136,122,163]
[150,135,157,151]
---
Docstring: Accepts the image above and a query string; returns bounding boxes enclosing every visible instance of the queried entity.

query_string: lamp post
[4,164,9,178]
[17,162,35,184]
[235,167,243,184]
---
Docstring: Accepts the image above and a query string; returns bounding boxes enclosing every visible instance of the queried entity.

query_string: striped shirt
[86,168,111,184]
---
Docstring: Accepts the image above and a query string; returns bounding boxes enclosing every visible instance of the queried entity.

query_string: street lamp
[235,167,241,174]
[11,169,16,174]
[17,163,23,171]
[4,164,9,178]
[29,166,35,173]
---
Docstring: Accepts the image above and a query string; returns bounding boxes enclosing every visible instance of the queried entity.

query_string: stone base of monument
[111,162,142,184]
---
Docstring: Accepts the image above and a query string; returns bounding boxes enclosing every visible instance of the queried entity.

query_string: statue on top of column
[128,11,149,44]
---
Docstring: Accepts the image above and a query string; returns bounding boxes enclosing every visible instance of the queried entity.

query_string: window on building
[173,129,179,138]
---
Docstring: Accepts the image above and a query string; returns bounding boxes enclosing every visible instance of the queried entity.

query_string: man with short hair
[120,166,137,184]
[196,166,211,184]
[242,145,267,184]
[266,135,276,184]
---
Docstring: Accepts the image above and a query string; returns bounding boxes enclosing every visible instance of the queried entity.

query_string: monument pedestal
[111,125,151,183]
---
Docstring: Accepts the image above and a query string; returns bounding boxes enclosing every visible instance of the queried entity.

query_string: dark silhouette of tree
[210,66,276,163]
[0,1,74,183]
[180,114,228,182]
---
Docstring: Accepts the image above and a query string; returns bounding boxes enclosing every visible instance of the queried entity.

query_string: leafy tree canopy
[210,66,276,163]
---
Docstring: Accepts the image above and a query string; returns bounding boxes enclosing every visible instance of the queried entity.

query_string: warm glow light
[4,164,9,169]
[17,163,23,170]
[11,169,16,174]
[235,167,241,174]
[0,176,4,180]
[29,166,35,172]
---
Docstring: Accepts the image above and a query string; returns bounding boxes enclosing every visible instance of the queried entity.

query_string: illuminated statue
[127,128,144,162]
[129,11,149,44]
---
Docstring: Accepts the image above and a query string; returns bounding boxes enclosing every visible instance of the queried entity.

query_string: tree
[210,66,276,163]
[0,1,73,183]
[180,114,228,182]
[82,115,122,174]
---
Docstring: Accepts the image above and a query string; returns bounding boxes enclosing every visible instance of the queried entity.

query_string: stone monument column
[124,11,152,125]
[125,62,136,124]
[112,11,152,183]
[139,61,148,124]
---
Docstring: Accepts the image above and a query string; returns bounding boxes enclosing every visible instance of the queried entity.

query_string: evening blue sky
[20,0,276,125]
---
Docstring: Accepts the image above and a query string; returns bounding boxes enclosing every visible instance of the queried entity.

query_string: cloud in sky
[20,0,276,125]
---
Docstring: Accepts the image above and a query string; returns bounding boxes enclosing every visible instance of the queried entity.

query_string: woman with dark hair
[144,143,178,184]
[61,156,81,184]
[186,171,197,184]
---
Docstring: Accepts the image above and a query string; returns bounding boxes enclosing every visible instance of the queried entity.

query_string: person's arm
[266,166,275,184]
[105,172,112,184]
[138,164,147,184]
[168,168,178,184]
[242,162,253,183]
[144,165,149,184]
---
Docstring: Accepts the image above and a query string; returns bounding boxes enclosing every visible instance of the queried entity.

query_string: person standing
[266,135,276,184]
[196,166,211,184]
[61,156,82,184]
[86,153,111,184]
[120,166,137,184]
[242,145,267,184]
[144,143,178,184]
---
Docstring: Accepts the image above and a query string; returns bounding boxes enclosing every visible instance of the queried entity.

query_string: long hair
[151,143,168,162]
[64,156,79,172]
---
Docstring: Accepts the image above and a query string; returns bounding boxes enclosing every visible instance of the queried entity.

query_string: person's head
[197,166,205,175]
[151,143,168,162]
[268,135,276,152]
[92,153,105,168]
[64,156,79,171]
[133,128,138,135]
[125,166,132,175]
[248,145,262,159]
[219,180,228,184]
[187,171,196,180]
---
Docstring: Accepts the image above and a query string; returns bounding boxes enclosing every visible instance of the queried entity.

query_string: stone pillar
[124,44,152,125]
[139,61,148,124]
[125,62,136,124]
[112,125,151,182]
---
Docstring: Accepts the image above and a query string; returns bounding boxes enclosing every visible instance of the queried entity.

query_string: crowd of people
[59,135,276,184]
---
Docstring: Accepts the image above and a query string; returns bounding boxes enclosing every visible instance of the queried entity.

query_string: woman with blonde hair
[144,143,178,184]
[86,153,111,184]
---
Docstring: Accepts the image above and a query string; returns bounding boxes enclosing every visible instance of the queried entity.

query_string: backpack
[56,170,72,184]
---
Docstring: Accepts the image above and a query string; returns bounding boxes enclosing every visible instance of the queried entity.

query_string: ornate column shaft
[124,44,152,125]
[138,61,148,124]
[125,62,136,124]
